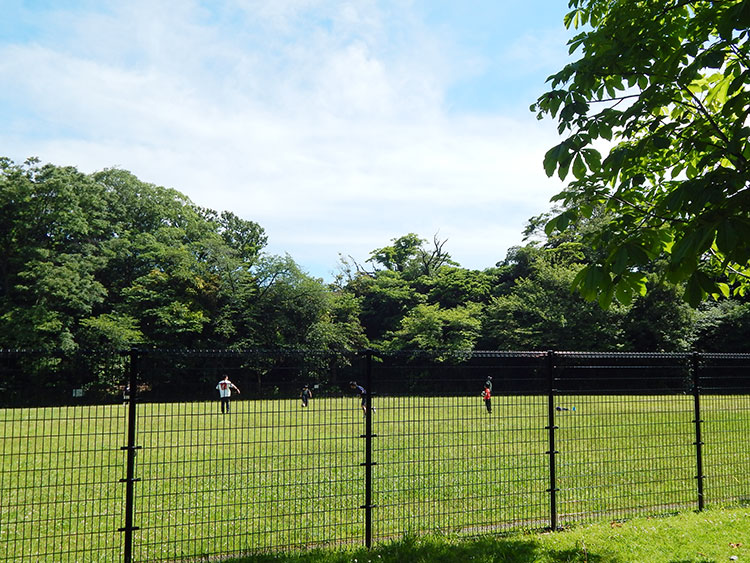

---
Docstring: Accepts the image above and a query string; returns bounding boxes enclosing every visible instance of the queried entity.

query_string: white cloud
[0,0,569,279]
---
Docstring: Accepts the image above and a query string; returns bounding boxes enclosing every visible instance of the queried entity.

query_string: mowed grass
[1,394,749,562]
[226,506,750,563]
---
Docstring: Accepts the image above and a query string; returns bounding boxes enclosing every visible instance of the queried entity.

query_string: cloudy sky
[1,0,576,280]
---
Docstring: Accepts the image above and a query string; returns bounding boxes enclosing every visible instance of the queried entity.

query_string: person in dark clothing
[300,385,313,407]
[349,381,371,416]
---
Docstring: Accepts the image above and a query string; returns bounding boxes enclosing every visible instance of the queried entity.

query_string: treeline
[2,157,749,365]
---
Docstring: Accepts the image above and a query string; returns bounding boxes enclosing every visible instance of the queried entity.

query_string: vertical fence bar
[120,350,141,563]
[545,350,559,530]
[692,352,705,511]
[362,350,375,548]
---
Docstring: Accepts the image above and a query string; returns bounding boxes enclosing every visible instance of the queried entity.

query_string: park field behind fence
[1,349,749,562]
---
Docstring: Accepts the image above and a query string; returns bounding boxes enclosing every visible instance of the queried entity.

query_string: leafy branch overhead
[532,0,750,306]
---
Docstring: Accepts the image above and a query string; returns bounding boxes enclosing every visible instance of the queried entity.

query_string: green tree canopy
[0,159,108,350]
[534,0,750,307]
[383,302,482,355]
[367,233,458,279]
[480,245,626,351]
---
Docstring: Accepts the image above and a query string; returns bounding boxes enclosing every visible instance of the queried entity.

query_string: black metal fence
[1,349,749,562]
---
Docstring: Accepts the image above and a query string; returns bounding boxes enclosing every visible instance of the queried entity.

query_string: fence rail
[1,349,749,562]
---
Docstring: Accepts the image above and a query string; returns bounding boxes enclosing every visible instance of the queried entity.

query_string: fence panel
[552,353,698,525]
[0,351,127,562]
[700,354,750,508]
[1,349,749,563]
[130,350,365,562]
[370,352,551,539]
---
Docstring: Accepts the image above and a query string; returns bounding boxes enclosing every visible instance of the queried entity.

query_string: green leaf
[572,153,587,180]
[571,266,588,292]
[622,271,648,297]
[716,282,730,298]
[611,246,629,275]
[544,216,558,236]
[557,153,572,181]
[671,229,714,266]
[716,221,739,254]
[705,74,732,107]
[557,211,571,232]
[582,148,602,171]
[627,243,650,265]
[543,144,566,178]
[615,279,634,306]
[598,285,614,309]
[581,265,608,302]
[703,49,725,69]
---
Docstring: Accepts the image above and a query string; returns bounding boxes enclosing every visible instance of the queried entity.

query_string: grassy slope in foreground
[226,506,750,563]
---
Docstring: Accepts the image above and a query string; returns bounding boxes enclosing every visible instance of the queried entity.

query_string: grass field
[1,394,749,562]
[226,506,750,563]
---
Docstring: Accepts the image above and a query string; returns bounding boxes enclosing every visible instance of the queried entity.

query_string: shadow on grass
[226,534,621,563]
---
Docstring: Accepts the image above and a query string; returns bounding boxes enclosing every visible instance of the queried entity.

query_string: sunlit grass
[226,506,750,563]
[1,394,748,562]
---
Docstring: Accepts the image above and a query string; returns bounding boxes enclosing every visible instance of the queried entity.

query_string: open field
[1,394,749,562]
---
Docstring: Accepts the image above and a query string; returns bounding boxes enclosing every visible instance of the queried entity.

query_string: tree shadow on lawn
[226,535,622,563]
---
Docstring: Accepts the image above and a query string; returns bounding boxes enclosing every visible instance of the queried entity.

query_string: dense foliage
[3,156,749,378]
[534,0,750,307]
[0,158,365,357]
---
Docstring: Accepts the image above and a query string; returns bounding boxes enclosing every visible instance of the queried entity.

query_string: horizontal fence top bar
[2,347,750,359]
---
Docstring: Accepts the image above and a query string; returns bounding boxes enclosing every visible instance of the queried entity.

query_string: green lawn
[1,394,748,562]
[226,506,750,563]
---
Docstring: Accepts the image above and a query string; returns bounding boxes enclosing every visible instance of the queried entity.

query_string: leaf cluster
[534,0,750,307]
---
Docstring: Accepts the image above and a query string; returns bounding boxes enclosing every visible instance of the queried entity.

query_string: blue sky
[1,0,576,280]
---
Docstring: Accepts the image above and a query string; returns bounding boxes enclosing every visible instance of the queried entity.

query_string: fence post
[691,352,705,511]
[120,350,141,563]
[361,350,376,548]
[545,350,559,530]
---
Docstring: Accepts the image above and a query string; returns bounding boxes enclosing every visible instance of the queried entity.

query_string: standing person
[300,385,313,407]
[485,376,493,393]
[349,381,370,416]
[481,385,492,414]
[216,375,240,414]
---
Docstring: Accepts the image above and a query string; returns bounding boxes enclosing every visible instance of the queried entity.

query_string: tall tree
[0,159,108,350]
[534,0,750,306]
[344,270,425,343]
[480,246,625,350]
[367,233,458,279]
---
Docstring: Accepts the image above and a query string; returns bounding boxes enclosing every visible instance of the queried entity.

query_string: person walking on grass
[216,375,240,413]
[481,384,492,414]
[300,385,313,407]
[350,381,373,416]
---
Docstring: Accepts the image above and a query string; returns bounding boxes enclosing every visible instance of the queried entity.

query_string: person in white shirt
[216,375,240,413]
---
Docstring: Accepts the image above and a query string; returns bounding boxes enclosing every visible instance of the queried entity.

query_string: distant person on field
[301,385,313,407]
[349,381,371,416]
[216,375,240,413]
[481,385,492,414]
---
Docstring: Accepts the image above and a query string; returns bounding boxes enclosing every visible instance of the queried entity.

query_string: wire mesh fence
[1,349,749,562]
